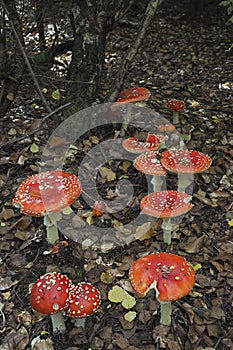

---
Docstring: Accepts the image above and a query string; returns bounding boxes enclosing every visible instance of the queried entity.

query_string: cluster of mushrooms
[12,87,212,332]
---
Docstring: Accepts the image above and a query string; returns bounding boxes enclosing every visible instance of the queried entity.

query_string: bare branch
[106,0,164,102]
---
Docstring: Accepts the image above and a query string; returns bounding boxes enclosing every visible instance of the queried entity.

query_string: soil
[0,1,233,349]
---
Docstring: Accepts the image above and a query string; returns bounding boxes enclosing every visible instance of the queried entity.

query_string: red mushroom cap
[133,152,166,176]
[92,201,106,217]
[13,170,82,216]
[65,282,101,318]
[160,150,212,174]
[122,135,165,153]
[129,252,195,302]
[167,100,185,111]
[140,190,193,218]
[30,272,72,314]
[114,87,151,105]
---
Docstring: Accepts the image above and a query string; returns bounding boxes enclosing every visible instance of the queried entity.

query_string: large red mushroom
[13,170,82,244]
[133,151,166,192]
[160,150,212,192]
[65,282,101,328]
[30,272,72,332]
[113,87,151,136]
[129,252,195,325]
[140,190,193,244]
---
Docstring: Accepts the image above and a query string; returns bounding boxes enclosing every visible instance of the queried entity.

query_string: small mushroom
[30,272,72,333]
[133,151,166,192]
[129,252,195,326]
[160,150,212,192]
[113,87,151,136]
[92,200,106,218]
[157,123,176,133]
[167,100,185,125]
[140,190,193,244]
[13,170,82,244]
[65,282,101,328]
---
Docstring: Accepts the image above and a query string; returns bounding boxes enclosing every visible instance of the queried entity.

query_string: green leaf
[52,89,61,100]
[30,143,39,153]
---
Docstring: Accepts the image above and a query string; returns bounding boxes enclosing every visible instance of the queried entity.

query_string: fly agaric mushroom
[30,272,72,333]
[160,150,212,193]
[133,151,166,192]
[140,190,193,244]
[113,87,151,136]
[65,282,101,328]
[92,200,106,218]
[129,252,195,326]
[167,100,185,125]
[13,170,82,244]
[122,134,165,154]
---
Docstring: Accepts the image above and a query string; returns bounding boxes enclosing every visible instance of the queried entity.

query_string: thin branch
[1,0,52,113]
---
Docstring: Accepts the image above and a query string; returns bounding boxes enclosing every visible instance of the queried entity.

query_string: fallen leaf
[108,286,125,303]
[1,208,15,220]
[8,128,17,135]
[99,166,116,182]
[124,311,137,322]
[30,143,39,153]
[181,235,205,253]
[51,89,60,100]
[121,293,136,309]
[100,271,115,284]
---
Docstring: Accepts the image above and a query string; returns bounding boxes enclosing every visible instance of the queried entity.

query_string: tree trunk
[65,0,116,115]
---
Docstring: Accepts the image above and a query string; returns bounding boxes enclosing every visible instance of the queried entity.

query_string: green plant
[220,0,233,23]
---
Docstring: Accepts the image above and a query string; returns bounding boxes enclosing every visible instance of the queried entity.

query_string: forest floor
[0,0,233,349]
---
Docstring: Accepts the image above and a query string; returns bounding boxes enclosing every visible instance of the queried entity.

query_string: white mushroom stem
[172,111,179,125]
[177,173,193,193]
[44,212,62,244]
[120,103,132,136]
[161,217,172,244]
[160,301,172,326]
[51,312,66,333]
[151,176,165,192]
[74,317,86,328]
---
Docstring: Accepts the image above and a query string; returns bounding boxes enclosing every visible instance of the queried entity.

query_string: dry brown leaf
[15,230,32,241]
[181,235,205,253]
[49,136,68,148]
[99,166,116,182]
[112,333,129,349]
[14,216,32,230]
[1,208,15,220]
